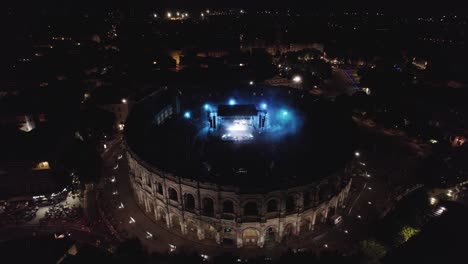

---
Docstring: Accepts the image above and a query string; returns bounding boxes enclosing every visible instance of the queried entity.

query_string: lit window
[33,161,50,170]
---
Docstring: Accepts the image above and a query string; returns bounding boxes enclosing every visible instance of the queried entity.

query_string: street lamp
[121,98,127,104]
[249,81,254,85]
[355,151,360,157]
[292,75,302,83]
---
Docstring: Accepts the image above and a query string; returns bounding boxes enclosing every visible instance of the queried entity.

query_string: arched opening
[157,183,163,195]
[242,228,259,246]
[203,223,217,240]
[282,223,294,241]
[202,197,214,216]
[222,226,236,245]
[168,188,178,202]
[171,214,181,232]
[243,202,258,216]
[222,200,234,213]
[158,207,167,223]
[328,206,336,219]
[286,195,296,213]
[301,217,312,234]
[267,199,278,212]
[183,193,195,211]
[264,227,277,245]
[186,220,198,239]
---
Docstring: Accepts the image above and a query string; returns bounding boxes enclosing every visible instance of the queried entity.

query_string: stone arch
[157,183,163,195]
[285,194,297,213]
[266,199,279,212]
[282,223,295,241]
[157,206,167,223]
[327,204,336,218]
[203,223,217,240]
[168,187,178,201]
[242,228,260,246]
[301,216,312,234]
[183,193,196,211]
[185,219,198,239]
[316,209,326,223]
[222,200,234,213]
[202,197,215,216]
[170,214,181,232]
[264,226,277,245]
[243,201,259,216]
[222,226,237,245]
[338,193,346,207]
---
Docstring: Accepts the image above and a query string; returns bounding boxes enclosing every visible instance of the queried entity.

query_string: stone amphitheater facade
[126,146,352,248]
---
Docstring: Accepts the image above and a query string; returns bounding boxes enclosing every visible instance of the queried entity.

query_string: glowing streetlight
[249,81,254,85]
[355,151,360,157]
[204,104,210,111]
[292,75,302,83]
[121,98,127,104]
[184,111,191,119]
[229,99,236,105]
[167,12,172,18]
[153,13,158,18]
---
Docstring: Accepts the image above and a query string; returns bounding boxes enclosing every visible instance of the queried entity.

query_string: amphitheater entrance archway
[158,207,167,224]
[301,217,312,234]
[242,228,260,247]
[203,223,217,240]
[264,226,277,246]
[185,220,198,239]
[222,226,236,245]
[171,214,181,232]
[282,223,294,242]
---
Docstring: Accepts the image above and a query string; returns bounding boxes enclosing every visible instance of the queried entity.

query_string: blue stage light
[204,104,210,110]
[184,111,191,118]
[228,99,236,105]
[261,103,267,109]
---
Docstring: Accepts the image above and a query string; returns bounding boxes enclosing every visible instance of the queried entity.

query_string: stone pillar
[258,231,265,248]
[278,220,285,242]
[181,217,187,235]
[165,212,171,228]
[236,229,243,248]
[154,206,159,220]
[311,212,316,231]
[295,215,301,235]
[197,220,205,240]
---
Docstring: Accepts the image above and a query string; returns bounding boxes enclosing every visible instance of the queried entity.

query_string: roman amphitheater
[124,85,357,248]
